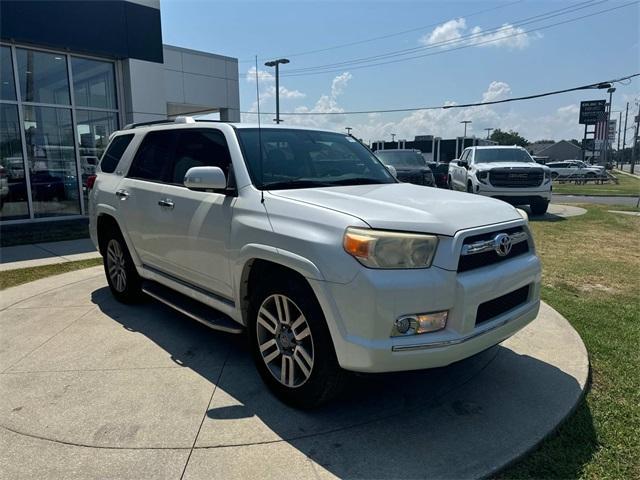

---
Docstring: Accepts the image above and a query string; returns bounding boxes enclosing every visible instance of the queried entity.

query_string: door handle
[115,189,129,199]
[158,198,174,209]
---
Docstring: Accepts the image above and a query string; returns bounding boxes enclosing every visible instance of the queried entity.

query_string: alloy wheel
[256,294,314,388]
[106,239,127,292]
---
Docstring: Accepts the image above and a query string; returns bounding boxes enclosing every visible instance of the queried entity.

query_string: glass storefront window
[0,104,29,220]
[17,49,71,105]
[23,105,80,217]
[76,110,117,204]
[1,46,16,101]
[71,57,117,110]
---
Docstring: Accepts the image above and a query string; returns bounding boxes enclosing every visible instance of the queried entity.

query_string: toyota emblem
[494,233,513,257]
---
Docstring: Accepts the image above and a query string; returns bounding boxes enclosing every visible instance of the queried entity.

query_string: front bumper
[309,252,541,373]
[476,185,552,204]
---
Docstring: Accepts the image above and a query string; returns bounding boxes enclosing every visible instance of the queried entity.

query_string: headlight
[476,170,489,184]
[343,227,438,269]
[516,208,528,221]
[544,170,551,182]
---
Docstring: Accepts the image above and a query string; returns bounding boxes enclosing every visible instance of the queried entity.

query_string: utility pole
[484,127,494,139]
[617,111,622,167]
[604,87,615,166]
[631,103,639,175]
[622,102,629,166]
[264,58,290,124]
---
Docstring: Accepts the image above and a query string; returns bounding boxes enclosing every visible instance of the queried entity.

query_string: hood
[269,183,522,236]
[475,162,547,171]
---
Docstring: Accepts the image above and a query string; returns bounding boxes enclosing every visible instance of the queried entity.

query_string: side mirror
[458,160,469,168]
[184,166,227,191]
[385,164,398,178]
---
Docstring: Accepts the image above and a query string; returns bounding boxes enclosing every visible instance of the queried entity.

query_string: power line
[237,0,524,64]
[278,1,637,78]
[240,73,639,116]
[279,0,604,75]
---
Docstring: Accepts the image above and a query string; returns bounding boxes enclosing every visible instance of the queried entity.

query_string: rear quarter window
[100,134,134,173]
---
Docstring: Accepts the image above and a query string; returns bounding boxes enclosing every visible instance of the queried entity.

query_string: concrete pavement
[0,267,590,479]
[0,238,101,271]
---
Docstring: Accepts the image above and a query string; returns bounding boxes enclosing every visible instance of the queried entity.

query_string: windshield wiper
[327,177,390,186]
[261,180,333,190]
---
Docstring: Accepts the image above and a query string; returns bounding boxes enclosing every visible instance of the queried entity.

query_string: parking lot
[0,267,588,479]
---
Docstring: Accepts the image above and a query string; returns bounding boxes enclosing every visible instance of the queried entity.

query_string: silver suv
[89,117,541,408]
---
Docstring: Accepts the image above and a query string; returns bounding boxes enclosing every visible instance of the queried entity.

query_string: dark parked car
[375,149,435,187]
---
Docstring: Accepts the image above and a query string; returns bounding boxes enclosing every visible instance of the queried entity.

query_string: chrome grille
[457,227,529,272]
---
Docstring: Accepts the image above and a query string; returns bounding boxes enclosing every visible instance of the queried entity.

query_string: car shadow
[90,288,595,479]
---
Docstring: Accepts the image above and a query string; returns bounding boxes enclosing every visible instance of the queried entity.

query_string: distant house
[528,140,582,162]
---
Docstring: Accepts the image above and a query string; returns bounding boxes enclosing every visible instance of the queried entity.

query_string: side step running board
[142,280,243,334]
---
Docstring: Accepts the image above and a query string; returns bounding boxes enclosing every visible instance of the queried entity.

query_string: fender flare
[95,205,142,267]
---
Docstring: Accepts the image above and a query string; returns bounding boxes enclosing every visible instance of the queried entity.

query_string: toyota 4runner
[89,117,541,408]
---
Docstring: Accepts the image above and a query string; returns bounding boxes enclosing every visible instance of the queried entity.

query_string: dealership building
[0,0,240,224]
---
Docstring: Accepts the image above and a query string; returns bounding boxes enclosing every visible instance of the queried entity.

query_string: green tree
[489,129,529,147]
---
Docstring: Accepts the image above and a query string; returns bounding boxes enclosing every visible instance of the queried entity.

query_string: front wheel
[530,200,549,216]
[248,274,345,408]
[102,231,143,303]
[467,181,474,193]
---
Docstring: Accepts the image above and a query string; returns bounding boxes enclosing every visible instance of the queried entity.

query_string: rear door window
[127,130,178,183]
[100,134,134,173]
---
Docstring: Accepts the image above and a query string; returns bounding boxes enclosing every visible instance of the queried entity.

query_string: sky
[160,0,640,143]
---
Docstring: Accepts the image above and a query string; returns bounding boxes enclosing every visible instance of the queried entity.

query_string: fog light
[394,316,413,334]
[392,311,448,337]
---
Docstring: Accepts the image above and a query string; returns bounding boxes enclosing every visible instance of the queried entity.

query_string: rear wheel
[530,199,549,216]
[102,229,143,303]
[248,272,345,408]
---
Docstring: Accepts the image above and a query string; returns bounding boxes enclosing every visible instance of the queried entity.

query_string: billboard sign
[579,100,606,125]
[608,119,617,139]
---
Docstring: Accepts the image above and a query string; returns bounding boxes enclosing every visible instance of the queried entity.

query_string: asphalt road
[553,194,639,206]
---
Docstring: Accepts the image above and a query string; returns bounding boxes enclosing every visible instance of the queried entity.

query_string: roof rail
[122,116,198,130]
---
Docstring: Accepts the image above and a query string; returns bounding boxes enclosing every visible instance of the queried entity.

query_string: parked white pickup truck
[89,119,541,407]
[448,146,552,215]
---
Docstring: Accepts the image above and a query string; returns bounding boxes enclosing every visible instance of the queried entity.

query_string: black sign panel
[579,100,606,125]
[0,1,163,63]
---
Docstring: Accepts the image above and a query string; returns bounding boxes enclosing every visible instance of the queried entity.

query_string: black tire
[248,272,345,408]
[530,200,549,216]
[102,228,143,303]
[467,181,474,193]
[447,176,453,189]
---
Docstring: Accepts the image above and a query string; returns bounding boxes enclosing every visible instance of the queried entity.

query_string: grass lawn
[552,171,640,197]
[0,258,102,290]
[500,205,640,479]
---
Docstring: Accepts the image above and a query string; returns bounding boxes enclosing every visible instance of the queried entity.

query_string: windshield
[375,150,426,167]
[474,148,533,164]
[236,128,395,189]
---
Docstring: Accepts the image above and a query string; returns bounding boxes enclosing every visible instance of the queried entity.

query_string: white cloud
[421,18,466,45]
[245,66,274,83]
[420,18,536,50]
[470,23,532,49]
[482,81,512,103]
[331,72,352,98]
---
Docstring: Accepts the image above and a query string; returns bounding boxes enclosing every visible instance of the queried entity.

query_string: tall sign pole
[632,114,638,174]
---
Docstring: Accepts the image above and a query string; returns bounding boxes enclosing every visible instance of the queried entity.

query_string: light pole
[345,127,353,135]
[484,127,494,140]
[264,58,290,124]
[391,133,396,143]
[460,120,472,138]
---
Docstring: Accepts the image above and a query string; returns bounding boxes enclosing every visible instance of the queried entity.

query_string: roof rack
[122,116,234,130]
[122,115,211,130]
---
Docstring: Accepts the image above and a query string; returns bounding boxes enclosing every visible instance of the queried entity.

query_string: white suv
[89,118,541,408]
[448,146,552,215]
